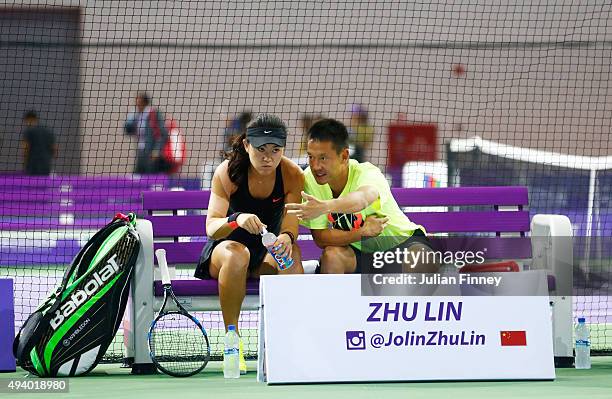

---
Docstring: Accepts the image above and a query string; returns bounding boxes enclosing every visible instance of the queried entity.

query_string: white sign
[257,274,555,384]
[402,161,447,188]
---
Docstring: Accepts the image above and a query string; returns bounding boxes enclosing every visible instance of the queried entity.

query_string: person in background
[22,110,56,176]
[223,111,253,156]
[296,113,324,168]
[298,114,323,157]
[124,92,168,174]
[348,104,374,163]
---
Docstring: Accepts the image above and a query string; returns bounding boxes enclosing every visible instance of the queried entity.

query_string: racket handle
[155,248,171,285]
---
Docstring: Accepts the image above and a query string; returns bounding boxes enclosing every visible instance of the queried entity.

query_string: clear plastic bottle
[223,325,240,378]
[574,317,591,369]
[261,228,294,270]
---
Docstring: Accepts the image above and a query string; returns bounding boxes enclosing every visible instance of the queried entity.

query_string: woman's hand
[273,233,294,260]
[236,213,267,235]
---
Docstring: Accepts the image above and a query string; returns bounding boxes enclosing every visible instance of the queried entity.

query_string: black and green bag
[13,213,141,377]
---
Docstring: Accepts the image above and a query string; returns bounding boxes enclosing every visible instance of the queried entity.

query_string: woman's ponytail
[225,133,249,185]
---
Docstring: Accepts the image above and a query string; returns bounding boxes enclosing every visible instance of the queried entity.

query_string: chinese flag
[500,331,527,346]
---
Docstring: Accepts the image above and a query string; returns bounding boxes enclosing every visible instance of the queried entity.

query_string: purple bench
[0,175,169,190]
[143,186,532,297]
[0,175,197,265]
[0,175,169,231]
[134,186,574,368]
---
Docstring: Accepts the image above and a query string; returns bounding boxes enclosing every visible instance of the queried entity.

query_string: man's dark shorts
[316,229,432,274]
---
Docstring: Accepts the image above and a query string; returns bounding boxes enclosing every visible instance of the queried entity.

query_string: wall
[1,1,611,176]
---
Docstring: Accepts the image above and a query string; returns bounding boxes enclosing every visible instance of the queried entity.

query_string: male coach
[286,118,438,274]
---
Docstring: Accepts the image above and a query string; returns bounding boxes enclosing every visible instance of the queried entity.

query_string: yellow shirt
[301,160,424,251]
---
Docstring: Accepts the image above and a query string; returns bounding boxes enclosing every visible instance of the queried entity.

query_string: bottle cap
[228,324,236,331]
[578,317,586,323]
[261,231,276,246]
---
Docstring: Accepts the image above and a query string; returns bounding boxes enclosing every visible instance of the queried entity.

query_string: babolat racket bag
[13,213,141,377]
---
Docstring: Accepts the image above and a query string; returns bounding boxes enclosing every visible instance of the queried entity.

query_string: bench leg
[531,214,574,367]
[121,294,134,367]
[130,219,157,374]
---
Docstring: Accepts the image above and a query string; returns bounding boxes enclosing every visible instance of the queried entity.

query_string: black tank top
[225,165,285,242]
[195,165,286,279]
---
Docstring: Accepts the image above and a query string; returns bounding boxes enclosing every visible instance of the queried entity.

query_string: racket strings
[150,313,210,376]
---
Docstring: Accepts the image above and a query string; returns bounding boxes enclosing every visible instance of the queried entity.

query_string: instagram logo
[345,331,366,350]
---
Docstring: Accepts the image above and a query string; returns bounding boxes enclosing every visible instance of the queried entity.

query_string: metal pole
[583,168,596,276]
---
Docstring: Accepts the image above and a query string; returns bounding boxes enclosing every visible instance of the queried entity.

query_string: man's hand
[285,191,329,220]
[361,216,389,237]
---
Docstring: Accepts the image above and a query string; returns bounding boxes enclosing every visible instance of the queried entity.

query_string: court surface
[2,358,611,399]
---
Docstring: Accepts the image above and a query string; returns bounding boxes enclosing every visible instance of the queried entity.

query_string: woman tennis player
[195,113,304,373]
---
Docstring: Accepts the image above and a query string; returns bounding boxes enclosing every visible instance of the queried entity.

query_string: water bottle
[575,317,591,369]
[223,325,240,378]
[261,228,294,270]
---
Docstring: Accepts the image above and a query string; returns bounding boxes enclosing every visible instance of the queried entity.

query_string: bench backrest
[0,175,197,230]
[143,186,531,264]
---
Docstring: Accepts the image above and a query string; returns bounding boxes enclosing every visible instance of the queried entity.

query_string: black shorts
[317,229,432,274]
[194,236,268,280]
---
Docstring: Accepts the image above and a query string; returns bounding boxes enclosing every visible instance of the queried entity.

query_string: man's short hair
[136,92,151,106]
[23,110,38,120]
[307,118,349,154]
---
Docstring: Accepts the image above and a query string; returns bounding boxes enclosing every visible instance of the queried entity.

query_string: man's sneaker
[239,339,247,374]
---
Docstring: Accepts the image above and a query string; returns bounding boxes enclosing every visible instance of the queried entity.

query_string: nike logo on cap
[264,130,272,134]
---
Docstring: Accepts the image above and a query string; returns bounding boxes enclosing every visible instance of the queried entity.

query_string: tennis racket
[148,248,211,377]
